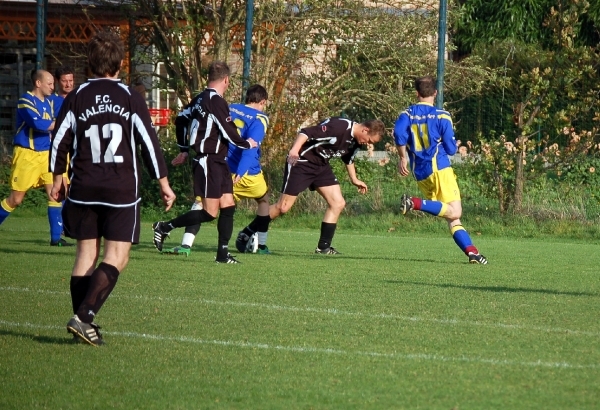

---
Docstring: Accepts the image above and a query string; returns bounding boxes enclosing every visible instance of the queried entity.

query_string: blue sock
[48,202,63,242]
[450,225,478,255]
[0,199,14,225]
[419,199,444,216]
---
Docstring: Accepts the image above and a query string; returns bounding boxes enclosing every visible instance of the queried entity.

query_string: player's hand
[161,187,176,211]
[352,179,368,194]
[50,181,65,202]
[233,174,242,184]
[247,138,258,148]
[398,158,410,177]
[287,152,300,166]
[171,152,188,166]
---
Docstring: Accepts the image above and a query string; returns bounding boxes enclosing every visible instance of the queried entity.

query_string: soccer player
[50,30,176,346]
[152,61,258,263]
[164,84,272,256]
[49,65,75,230]
[260,117,385,254]
[0,69,72,246]
[393,75,487,264]
[50,65,75,114]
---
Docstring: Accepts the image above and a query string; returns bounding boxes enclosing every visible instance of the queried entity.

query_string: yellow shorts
[232,171,268,202]
[9,146,53,191]
[417,167,461,203]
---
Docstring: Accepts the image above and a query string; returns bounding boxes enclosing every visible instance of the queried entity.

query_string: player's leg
[235,172,271,253]
[216,193,237,263]
[268,161,308,220]
[428,169,487,264]
[314,184,345,254]
[163,197,202,256]
[0,146,33,225]
[44,182,72,246]
[152,157,217,251]
[0,190,26,225]
[70,238,101,315]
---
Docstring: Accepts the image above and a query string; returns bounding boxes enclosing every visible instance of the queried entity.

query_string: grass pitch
[1,215,599,409]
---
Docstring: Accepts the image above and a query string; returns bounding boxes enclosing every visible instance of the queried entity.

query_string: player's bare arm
[287,133,309,166]
[345,163,368,194]
[396,145,410,176]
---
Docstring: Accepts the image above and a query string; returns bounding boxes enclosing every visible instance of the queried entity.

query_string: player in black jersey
[152,61,257,263]
[263,117,385,254]
[50,30,176,346]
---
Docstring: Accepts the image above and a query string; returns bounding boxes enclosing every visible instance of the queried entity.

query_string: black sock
[76,262,120,323]
[70,276,91,315]
[217,205,236,259]
[185,224,201,235]
[168,209,215,230]
[317,222,337,250]
[244,215,271,236]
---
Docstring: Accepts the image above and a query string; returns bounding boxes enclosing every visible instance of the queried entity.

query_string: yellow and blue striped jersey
[393,102,457,181]
[228,103,268,177]
[14,91,55,151]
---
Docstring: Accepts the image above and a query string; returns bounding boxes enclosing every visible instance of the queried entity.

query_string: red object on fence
[148,108,171,126]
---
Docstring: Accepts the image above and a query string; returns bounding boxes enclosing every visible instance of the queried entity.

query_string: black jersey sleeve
[130,91,168,180]
[50,91,76,174]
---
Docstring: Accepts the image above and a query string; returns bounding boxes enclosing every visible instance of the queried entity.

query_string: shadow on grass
[385,279,599,297]
[0,328,74,345]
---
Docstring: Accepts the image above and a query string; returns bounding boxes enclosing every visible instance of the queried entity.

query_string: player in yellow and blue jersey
[0,69,72,246]
[393,75,487,264]
[164,84,272,256]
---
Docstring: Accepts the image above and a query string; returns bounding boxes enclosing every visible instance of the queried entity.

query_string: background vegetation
[1,0,599,228]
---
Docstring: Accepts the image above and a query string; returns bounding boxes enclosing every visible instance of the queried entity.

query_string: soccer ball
[246,232,259,253]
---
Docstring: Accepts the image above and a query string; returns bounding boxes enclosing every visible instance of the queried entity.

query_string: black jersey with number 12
[50,78,168,207]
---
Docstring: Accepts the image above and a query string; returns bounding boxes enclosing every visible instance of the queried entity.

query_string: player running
[393,75,487,264]
[163,84,272,256]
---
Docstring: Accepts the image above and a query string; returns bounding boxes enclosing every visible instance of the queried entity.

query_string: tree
[461,1,600,213]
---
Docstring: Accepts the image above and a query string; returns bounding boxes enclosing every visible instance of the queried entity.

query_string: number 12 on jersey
[85,123,124,163]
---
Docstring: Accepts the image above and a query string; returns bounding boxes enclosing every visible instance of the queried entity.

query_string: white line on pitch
[0,319,596,370]
[1,286,599,337]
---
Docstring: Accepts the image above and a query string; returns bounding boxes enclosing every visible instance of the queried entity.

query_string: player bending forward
[252,117,385,254]
[50,30,175,346]
[163,84,272,256]
[393,75,487,264]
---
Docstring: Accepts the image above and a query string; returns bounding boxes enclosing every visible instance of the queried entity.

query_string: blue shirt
[48,93,66,118]
[393,102,456,181]
[227,103,268,176]
[14,91,55,151]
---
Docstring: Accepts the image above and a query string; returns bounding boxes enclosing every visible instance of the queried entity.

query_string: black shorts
[193,155,233,199]
[281,160,339,196]
[62,199,141,243]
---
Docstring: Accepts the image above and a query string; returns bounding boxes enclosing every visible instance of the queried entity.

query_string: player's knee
[330,198,346,214]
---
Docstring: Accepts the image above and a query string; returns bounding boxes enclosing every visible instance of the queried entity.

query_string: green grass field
[1,215,599,409]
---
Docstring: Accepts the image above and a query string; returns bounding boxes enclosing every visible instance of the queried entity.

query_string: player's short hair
[55,65,74,80]
[208,61,230,83]
[245,84,268,104]
[30,69,44,85]
[362,119,386,139]
[414,76,437,98]
[88,30,124,78]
